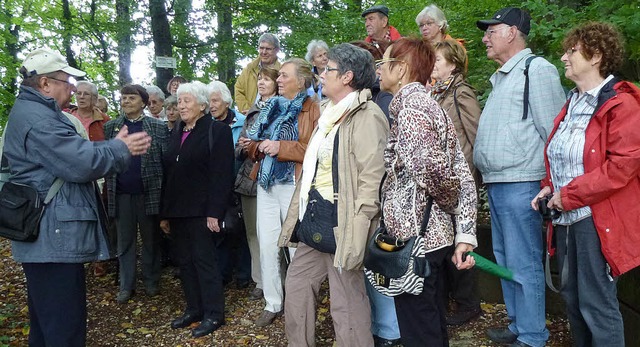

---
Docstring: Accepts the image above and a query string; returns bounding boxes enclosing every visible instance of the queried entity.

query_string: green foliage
[0,0,639,128]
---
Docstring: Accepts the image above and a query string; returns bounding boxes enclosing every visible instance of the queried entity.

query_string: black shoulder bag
[0,154,64,242]
[295,130,339,254]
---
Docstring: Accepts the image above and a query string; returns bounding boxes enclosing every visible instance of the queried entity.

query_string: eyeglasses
[323,66,339,74]
[419,21,437,29]
[483,26,509,39]
[258,46,275,52]
[564,47,579,56]
[47,75,77,86]
[375,58,405,69]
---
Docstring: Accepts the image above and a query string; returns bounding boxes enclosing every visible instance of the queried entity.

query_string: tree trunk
[115,0,133,86]
[61,0,80,69]
[149,0,173,94]
[214,0,235,87]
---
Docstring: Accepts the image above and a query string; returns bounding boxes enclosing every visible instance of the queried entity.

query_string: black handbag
[221,193,243,233]
[0,154,64,242]
[296,131,339,254]
[364,174,433,296]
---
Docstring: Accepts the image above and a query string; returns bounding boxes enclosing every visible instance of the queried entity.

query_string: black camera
[537,195,560,221]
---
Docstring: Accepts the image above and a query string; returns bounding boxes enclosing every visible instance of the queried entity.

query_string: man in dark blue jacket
[4,47,151,347]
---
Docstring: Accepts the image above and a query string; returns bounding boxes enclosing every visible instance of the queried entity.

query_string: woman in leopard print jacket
[377,37,477,346]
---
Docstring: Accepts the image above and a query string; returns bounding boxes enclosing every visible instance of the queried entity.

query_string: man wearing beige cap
[4,47,151,346]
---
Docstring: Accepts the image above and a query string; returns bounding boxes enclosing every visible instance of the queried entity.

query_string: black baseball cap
[362,5,389,18]
[476,7,531,35]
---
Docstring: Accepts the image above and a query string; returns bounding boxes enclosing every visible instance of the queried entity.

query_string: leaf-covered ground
[0,239,571,346]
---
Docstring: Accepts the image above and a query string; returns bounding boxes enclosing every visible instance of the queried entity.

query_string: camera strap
[545,223,567,293]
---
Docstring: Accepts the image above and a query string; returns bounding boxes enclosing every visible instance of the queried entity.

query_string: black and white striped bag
[364,196,433,296]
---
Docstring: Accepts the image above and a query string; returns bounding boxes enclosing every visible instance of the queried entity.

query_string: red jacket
[542,80,640,276]
[69,107,110,142]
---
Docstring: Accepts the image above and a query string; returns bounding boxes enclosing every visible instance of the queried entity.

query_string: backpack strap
[522,56,539,120]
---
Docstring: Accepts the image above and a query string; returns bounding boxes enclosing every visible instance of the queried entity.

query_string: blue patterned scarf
[247,92,307,189]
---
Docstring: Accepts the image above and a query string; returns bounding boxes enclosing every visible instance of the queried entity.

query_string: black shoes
[373,335,402,347]
[171,312,203,329]
[192,318,224,338]
[446,307,482,326]
[487,327,518,344]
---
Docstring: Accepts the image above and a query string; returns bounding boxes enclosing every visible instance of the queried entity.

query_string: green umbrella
[464,251,521,284]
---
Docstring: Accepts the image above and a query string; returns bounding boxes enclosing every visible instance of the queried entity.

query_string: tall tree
[115,0,133,86]
[214,0,235,85]
[149,0,173,93]
[61,0,80,69]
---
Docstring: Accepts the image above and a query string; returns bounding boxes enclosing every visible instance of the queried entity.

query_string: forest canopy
[1,0,638,122]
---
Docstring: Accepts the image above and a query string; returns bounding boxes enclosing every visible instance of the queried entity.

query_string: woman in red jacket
[531,22,640,347]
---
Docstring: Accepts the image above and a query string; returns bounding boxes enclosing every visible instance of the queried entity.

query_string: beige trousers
[284,242,373,347]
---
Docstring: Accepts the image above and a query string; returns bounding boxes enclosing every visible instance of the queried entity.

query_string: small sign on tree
[155,56,176,69]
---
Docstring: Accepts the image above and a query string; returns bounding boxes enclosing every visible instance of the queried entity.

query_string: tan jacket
[234,58,281,113]
[437,74,481,186]
[247,97,320,180]
[279,90,389,271]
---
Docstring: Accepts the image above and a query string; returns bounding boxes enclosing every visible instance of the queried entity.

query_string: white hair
[176,81,210,113]
[76,80,98,96]
[416,4,448,33]
[145,85,166,101]
[207,81,233,105]
[305,40,329,63]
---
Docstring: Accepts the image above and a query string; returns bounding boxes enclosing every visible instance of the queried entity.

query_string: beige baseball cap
[21,48,86,78]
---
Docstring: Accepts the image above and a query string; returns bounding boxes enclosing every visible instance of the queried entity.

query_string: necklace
[183,124,195,132]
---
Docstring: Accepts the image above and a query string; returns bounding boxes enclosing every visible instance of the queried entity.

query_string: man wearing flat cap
[103,84,169,304]
[473,7,565,347]
[362,5,401,49]
[4,48,151,346]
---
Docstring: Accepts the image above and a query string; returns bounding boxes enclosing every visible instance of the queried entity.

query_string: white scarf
[299,92,357,219]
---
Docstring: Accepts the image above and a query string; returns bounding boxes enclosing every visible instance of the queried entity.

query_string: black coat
[160,115,234,220]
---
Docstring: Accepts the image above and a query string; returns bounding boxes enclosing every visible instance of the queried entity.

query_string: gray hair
[305,40,329,63]
[176,81,210,113]
[163,94,177,108]
[328,43,376,90]
[416,4,448,33]
[145,85,166,101]
[258,33,280,51]
[76,80,98,96]
[208,81,233,105]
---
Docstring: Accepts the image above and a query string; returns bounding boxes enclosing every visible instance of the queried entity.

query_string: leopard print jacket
[382,82,477,251]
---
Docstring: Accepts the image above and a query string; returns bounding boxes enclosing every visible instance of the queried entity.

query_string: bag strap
[522,55,539,120]
[0,127,64,204]
[377,172,434,237]
[452,83,473,152]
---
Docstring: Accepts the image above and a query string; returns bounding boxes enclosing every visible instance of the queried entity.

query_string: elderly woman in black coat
[160,81,234,338]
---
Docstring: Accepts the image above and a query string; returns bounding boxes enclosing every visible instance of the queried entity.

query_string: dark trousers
[115,194,161,291]
[218,221,252,284]
[444,245,480,311]
[172,217,224,320]
[23,263,86,347]
[556,217,624,347]
[394,247,449,347]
